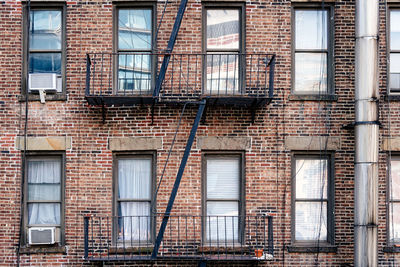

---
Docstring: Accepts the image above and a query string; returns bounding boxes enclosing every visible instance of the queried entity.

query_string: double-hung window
[116,6,154,93]
[292,154,334,245]
[293,7,333,94]
[389,9,400,94]
[388,157,400,244]
[24,5,65,95]
[203,154,243,243]
[204,5,244,95]
[25,155,64,245]
[114,154,154,244]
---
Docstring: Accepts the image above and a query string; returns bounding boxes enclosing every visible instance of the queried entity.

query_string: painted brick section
[0,0,398,266]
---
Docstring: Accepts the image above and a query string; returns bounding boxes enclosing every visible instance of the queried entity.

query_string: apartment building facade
[0,0,399,266]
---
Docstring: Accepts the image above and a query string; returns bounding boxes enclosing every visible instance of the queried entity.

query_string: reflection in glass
[30,10,62,50]
[206,54,239,94]
[295,202,327,241]
[390,54,400,91]
[118,9,152,50]
[391,11,400,50]
[118,54,152,92]
[296,159,327,199]
[295,53,327,93]
[29,53,61,74]
[295,10,327,50]
[206,201,239,242]
[207,9,239,50]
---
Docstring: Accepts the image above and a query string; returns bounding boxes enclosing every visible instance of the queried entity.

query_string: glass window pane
[391,11,400,50]
[205,54,239,94]
[206,201,239,242]
[207,157,240,199]
[389,202,400,243]
[296,158,328,199]
[28,184,60,201]
[118,54,152,91]
[207,9,239,50]
[118,158,151,200]
[118,9,152,50]
[295,10,327,50]
[295,202,327,241]
[28,203,60,225]
[30,10,62,50]
[118,202,151,241]
[295,52,327,93]
[29,53,61,74]
[391,160,400,200]
[390,53,400,91]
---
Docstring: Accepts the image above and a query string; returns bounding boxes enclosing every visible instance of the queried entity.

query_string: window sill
[289,94,338,101]
[384,95,400,101]
[383,245,400,253]
[198,245,248,253]
[287,245,337,253]
[19,244,66,254]
[18,94,67,102]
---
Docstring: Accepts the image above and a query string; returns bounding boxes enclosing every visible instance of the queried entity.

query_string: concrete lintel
[382,137,400,151]
[16,136,72,151]
[292,0,335,2]
[284,136,340,151]
[109,137,162,151]
[197,136,251,150]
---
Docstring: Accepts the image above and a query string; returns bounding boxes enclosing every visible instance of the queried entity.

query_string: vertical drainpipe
[354,0,379,265]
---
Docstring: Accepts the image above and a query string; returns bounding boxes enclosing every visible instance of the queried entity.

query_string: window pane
[28,185,60,201]
[28,159,61,184]
[391,11,400,50]
[295,10,327,50]
[118,158,151,200]
[207,9,239,50]
[206,201,239,242]
[391,160,400,200]
[29,53,61,74]
[296,158,328,199]
[205,54,239,94]
[295,52,327,93]
[118,54,152,91]
[30,10,62,50]
[390,53,400,91]
[28,203,60,225]
[295,201,327,241]
[207,157,240,199]
[118,202,151,241]
[389,203,400,242]
[118,9,152,50]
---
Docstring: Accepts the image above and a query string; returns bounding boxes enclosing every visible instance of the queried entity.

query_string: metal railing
[85,52,275,102]
[83,214,273,261]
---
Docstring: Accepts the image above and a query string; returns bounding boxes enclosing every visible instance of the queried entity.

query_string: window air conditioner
[28,227,56,245]
[28,73,59,93]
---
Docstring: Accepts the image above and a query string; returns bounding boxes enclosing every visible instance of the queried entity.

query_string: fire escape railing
[83,214,273,262]
[85,52,275,103]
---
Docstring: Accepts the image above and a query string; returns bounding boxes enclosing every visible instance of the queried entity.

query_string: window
[203,5,244,95]
[389,9,400,94]
[114,154,155,244]
[203,153,244,243]
[24,5,66,95]
[115,5,154,93]
[292,154,334,245]
[388,157,400,243]
[24,154,64,245]
[293,7,333,94]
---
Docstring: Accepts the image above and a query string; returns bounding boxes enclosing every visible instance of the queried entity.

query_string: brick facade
[0,0,399,266]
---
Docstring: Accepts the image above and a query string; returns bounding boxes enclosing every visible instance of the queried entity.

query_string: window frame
[202,3,246,95]
[23,152,65,246]
[201,151,245,245]
[387,7,400,95]
[387,155,400,246]
[290,153,335,247]
[22,3,67,99]
[291,4,334,96]
[113,3,157,95]
[112,152,157,246]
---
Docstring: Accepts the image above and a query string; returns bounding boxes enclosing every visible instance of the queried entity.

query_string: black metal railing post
[268,55,276,99]
[85,54,91,96]
[268,216,274,256]
[84,216,89,259]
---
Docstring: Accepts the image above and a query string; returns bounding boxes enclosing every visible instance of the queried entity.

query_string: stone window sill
[287,244,337,253]
[19,245,66,254]
[383,245,400,253]
[18,94,67,102]
[289,94,338,101]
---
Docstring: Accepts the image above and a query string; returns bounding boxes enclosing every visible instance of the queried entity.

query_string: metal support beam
[151,100,206,259]
[153,0,189,98]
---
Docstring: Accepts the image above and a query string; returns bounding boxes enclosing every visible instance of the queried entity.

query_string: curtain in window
[27,160,61,225]
[118,158,151,241]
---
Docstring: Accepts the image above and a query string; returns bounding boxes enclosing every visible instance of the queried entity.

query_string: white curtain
[118,158,151,241]
[28,160,61,225]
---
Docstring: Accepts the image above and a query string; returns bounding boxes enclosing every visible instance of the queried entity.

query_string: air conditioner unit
[28,73,59,93]
[28,227,56,245]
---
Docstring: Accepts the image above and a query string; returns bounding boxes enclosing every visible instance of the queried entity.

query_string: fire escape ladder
[151,100,206,259]
[153,0,189,100]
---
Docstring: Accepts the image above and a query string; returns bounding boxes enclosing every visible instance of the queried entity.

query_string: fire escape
[83,0,275,263]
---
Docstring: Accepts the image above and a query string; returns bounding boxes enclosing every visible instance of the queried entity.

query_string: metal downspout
[354,0,379,265]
